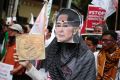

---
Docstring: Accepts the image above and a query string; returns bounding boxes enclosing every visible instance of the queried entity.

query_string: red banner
[86,5,106,33]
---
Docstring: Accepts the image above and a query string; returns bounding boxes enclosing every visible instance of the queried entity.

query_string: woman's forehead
[57,14,68,21]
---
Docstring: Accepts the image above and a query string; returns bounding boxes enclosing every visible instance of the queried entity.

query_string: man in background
[96,31,120,80]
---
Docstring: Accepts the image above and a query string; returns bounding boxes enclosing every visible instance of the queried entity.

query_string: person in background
[115,31,120,80]
[93,25,103,34]
[93,22,108,34]
[84,36,99,73]
[96,30,120,80]
[14,8,96,80]
[0,19,9,60]
[22,23,33,33]
[45,25,52,40]
[116,31,120,48]
[2,24,31,80]
[85,36,99,52]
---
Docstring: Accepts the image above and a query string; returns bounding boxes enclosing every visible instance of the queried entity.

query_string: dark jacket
[45,37,96,80]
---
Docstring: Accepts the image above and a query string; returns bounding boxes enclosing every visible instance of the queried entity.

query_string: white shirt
[26,65,49,80]
[93,51,99,75]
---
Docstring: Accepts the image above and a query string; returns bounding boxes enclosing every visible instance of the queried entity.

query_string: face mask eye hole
[56,24,61,27]
[63,24,68,27]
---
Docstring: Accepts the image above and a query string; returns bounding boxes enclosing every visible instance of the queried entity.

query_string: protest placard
[0,62,13,80]
[86,5,106,34]
[16,34,45,60]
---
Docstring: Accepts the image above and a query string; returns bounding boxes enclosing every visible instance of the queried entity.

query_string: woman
[15,8,96,80]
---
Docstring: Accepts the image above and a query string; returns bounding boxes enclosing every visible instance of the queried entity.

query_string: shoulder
[78,49,95,62]
[85,50,95,60]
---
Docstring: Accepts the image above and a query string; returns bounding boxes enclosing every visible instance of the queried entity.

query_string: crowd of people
[0,8,120,80]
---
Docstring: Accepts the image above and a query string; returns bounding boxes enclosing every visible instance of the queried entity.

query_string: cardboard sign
[16,34,45,60]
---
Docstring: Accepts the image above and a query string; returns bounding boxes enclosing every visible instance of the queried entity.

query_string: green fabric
[1,32,8,58]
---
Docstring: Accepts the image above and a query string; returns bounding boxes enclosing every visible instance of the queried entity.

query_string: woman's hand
[13,53,32,71]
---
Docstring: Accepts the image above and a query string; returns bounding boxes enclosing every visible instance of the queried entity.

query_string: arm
[83,55,96,80]
[13,53,48,80]
[25,63,47,80]
[10,64,24,74]
[78,51,96,80]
